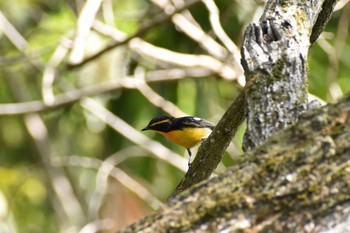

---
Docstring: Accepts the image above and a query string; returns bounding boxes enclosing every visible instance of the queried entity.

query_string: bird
[142,115,215,166]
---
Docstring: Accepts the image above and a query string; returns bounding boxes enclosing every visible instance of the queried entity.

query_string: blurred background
[0,0,349,232]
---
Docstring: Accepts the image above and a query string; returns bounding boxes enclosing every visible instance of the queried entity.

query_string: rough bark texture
[241,0,338,151]
[120,94,350,233]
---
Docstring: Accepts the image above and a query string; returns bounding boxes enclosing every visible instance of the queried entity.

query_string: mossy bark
[120,94,350,233]
[241,0,338,151]
[119,0,347,232]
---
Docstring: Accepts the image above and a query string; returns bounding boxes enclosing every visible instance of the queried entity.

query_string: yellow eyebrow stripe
[150,119,170,127]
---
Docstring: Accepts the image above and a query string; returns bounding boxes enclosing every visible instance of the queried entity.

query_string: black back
[143,115,215,133]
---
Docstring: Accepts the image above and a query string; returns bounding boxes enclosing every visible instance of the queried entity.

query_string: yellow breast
[157,127,212,149]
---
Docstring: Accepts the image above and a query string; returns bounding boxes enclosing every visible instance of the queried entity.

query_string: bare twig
[334,0,350,11]
[0,11,27,50]
[134,67,187,117]
[42,38,72,105]
[101,166,163,209]
[69,0,103,64]
[172,13,229,60]
[92,20,127,41]
[201,0,241,64]
[101,0,115,26]
[52,152,163,213]
[153,0,227,60]
[145,68,214,81]
[129,38,237,79]
[88,147,161,219]
[0,11,44,71]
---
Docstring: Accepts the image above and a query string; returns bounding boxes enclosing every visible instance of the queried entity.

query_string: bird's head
[142,115,174,132]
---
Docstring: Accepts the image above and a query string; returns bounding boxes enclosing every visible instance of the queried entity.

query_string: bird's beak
[141,126,149,131]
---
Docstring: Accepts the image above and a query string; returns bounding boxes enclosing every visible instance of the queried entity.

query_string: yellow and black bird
[142,115,215,165]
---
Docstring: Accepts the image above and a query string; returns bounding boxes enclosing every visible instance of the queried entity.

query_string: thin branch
[310,0,339,44]
[201,0,241,64]
[108,167,163,209]
[334,0,350,10]
[172,14,228,60]
[129,38,237,79]
[0,11,27,50]
[53,152,163,213]
[92,20,127,41]
[69,0,103,64]
[145,68,214,81]
[101,0,115,26]
[42,38,72,105]
[87,147,160,219]
[134,67,187,117]
[0,11,44,72]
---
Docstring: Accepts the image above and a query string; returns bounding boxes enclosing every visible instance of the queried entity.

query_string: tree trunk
[120,94,350,232]
[241,0,337,151]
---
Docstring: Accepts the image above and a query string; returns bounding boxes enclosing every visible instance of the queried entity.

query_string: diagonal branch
[310,0,339,44]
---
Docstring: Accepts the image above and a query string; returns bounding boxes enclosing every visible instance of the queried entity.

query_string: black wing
[176,116,215,130]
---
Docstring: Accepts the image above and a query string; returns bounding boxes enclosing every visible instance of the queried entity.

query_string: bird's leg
[187,149,192,167]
